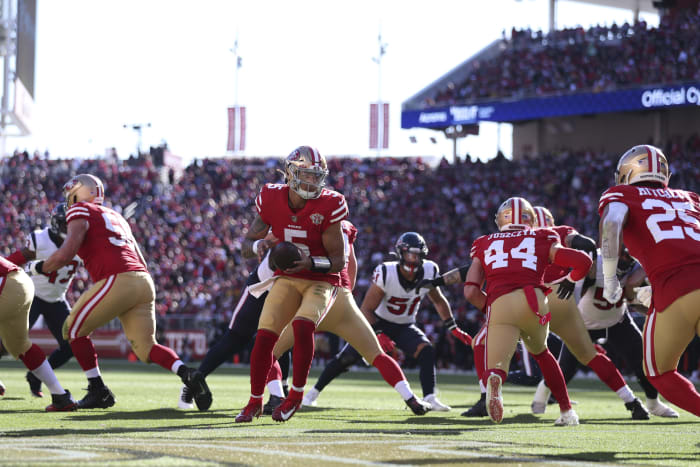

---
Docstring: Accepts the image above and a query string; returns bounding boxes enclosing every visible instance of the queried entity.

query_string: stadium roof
[567,0,656,14]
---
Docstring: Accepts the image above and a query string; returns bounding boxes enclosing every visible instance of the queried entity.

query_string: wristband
[252,239,264,253]
[443,317,457,330]
[464,281,481,288]
[310,256,332,273]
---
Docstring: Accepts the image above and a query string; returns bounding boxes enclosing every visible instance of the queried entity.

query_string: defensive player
[0,255,76,411]
[463,197,590,425]
[296,232,471,411]
[530,205,650,419]
[532,247,678,417]
[599,144,700,417]
[7,203,78,397]
[31,174,211,410]
[235,146,352,423]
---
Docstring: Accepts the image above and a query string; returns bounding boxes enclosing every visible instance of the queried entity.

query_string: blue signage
[401,82,700,129]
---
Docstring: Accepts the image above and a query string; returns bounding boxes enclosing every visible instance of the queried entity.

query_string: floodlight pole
[229,34,242,155]
[372,29,387,157]
[123,123,151,157]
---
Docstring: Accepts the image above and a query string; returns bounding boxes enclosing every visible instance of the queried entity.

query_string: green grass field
[0,359,698,466]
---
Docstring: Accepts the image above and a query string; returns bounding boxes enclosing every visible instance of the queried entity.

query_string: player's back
[471,228,559,304]
[372,259,439,324]
[66,202,147,282]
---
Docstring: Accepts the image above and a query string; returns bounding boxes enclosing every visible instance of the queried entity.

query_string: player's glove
[376,333,395,353]
[634,286,652,308]
[25,260,45,276]
[444,318,472,346]
[603,275,623,304]
[556,277,576,300]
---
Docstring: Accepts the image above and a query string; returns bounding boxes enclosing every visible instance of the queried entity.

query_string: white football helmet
[284,146,328,199]
[533,206,555,228]
[495,197,536,231]
[63,174,105,207]
[615,144,670,187]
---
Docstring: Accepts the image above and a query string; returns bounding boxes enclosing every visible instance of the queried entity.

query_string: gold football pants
[0,271,34,358]
[546,285,598,365]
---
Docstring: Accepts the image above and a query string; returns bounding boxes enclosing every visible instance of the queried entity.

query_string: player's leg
[531,342,579,414]
[305,343,362,407]
[0,271,75,411]
[25,298,47,397]
[237,277,301,422]
[462,324,488,417]
[644,289,700,417]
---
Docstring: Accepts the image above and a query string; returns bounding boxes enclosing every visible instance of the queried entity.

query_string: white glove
[634,286,652,308]
[603,275,623,304]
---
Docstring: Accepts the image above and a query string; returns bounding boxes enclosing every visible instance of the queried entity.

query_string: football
[270,241,302,270]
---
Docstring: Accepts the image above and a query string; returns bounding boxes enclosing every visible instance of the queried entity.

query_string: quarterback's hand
[376,333,395,353]
[451,327,472,346]
[25,260,44,276]
[634,286,652,308]
[285,253,312,274]
[603,275,623,304]
[557,279,575,301]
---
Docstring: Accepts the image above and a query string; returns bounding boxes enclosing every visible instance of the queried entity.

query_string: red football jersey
[339,220,358,290]
[66,202,148,282]
[255,184,349,286]
[470,228,560,306]
[599,184,700,311]
[0,255,20,277]
[542,224,578,283]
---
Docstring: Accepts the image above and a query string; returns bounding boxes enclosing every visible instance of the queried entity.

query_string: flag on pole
[369,103,389,149]
[227,106,246,152]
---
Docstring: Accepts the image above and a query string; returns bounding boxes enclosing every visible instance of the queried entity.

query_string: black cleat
[180,367,212,411]
[405,396,431,415]
[78,384,116,409]
[461,395,488,417]
[263,395,284,415]
[626,398,650,420]
[26,371,44,398]
[46,390,78,412]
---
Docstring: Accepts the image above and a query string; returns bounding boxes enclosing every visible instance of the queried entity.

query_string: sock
[479,379,486,394]
[266,360,284,397]
[532,349,572,412]
[485,368,507,383]
[587,353,626,392]
[249,329,278,397]
[291,319,316,390]
[393,380,414,401]
[416,345,437,397]
[372,353,405,387]
[85,367,101,379]
[31,360,65,395]
[19,344,46,371]
[616,385,636,404]
[288,386,304,401]
[473,342,485,386]
[198,328,247,377]
[70,336,99,372]
[648,370,700,416]
[148,344,181,372]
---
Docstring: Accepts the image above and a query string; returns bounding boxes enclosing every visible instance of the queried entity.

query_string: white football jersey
[576,254,626,330]
[371,259,440,324]
[24,228,82,303]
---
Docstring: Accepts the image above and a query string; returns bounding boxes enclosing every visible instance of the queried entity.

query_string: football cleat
[272,391,303,422]
[625,398,650,420]
[646,398,679,418]
[262,395,283,415]
[554,408,579,426]
[178,385,194,410]
[235,398,263,423]
[46,390,78,412]
[0,379,5,396]
[26,371,44,398]
[301,393,318,407]
[179,366,212,411]
[486,374,504,423]
[461,394,488,417]
[78,384,116,409]
[424,393,451,412]
[405,396,431,415]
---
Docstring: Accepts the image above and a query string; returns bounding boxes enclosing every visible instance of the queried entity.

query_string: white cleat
[486,374,504,423]
[424,394,451,412]
[531,379,550,414]
[301,395,318,407]
[178,385,194,410]
[554,408,579,426]
[646,398,679,418]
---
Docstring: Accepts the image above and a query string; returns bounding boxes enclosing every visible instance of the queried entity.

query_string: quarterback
[599,144,700,417]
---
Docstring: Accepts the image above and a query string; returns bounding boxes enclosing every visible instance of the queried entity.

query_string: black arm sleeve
[570,234,596,255]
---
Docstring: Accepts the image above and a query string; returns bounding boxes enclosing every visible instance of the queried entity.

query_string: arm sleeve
[553,247,593,282]
[570,234,597,255]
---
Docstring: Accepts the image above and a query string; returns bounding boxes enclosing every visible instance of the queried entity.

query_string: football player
[272,231,440,413]
[0,255,76,410]
[7,203,78,397]
[30,174,211,410]
[599,144,700,417]
[463,197,590,425]
[235,146,352,423]
[529,205,650,419]
[532,247,679,418]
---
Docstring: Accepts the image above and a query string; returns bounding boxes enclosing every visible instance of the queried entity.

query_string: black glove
[557,278,575,300]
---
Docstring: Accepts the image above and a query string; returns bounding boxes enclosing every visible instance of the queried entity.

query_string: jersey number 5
[102,212,136,251]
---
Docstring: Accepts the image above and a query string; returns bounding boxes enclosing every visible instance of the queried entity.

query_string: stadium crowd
[427,10,700,106]
[1,133,699,376]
